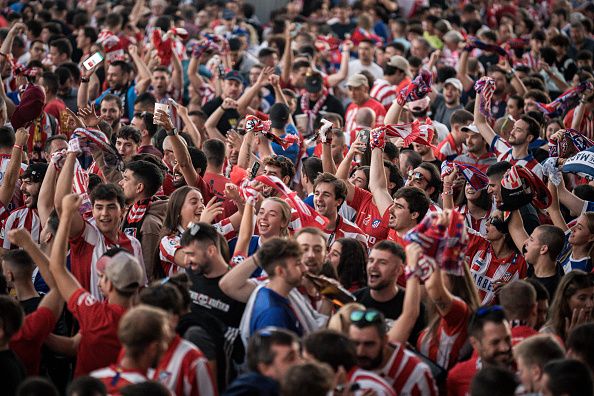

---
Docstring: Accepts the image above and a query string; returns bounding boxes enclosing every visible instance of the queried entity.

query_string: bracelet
[14,144,23,150]
[442,189,454,196]
[81,77,90,83]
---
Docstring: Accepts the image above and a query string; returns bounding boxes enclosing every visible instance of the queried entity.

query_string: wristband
[13,144,23,150]
[81,77,90,83]
[442,189,454,196]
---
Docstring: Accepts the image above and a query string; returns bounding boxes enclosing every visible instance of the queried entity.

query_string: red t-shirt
[68,288,127,377]
[345,98,386,141]
[417,297,471,370]
[511,325,538,346]
[466,230,528,305]
[203,171,231,200]
[349,186,390,247]
[10,307,56,375]
[44,98,66,121]
[447,355,479,396]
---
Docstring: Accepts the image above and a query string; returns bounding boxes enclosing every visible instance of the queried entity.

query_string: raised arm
[388,243,422,343]
[218,255,259,303]
[501,60,527,97]
[77,65,98,109]
[0,128,27,208]
[441,168,457,210]
[204,98,235,141]
[508,210,530,251]
[326,41,352,87]
[457,43,475,92]
[473,89,496,146]
[172,101,201,147]
[0,22,26,68]
[129,45,151,94]
[170,48,183,95]
[237,67,273,116]
[336,136,366,202]
[0,63,15,116]
[384,98,404,125]
[554,168,585,217]
[547,180,569,231]
[369,146,394,216]
[280,23,293,88]
[237,130,257,170]
[37,155,58,227]
[50,194,85,302]
[54,151,85,238]
[155,109,199,187]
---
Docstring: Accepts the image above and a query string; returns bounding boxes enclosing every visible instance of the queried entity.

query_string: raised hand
[200,196,224,223]
[15,127,29,147]
[62,194,83,214]
[77,104,100,128]
[153,109,174,132]
[221,97,238,110]
[7,228,33,247]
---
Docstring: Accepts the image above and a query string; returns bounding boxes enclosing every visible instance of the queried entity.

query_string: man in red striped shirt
[370,56,411,110]
[313,172,368,247]
[348,309,438,396]
[91,305,172,394]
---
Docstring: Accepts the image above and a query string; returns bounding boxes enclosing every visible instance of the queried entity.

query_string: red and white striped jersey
[0,153,26,212]
[466,229,528,305]
[346,367,396,396]
[378,343,438,396]
[435,134,463,162]
[91,364,148,394]
[151,336,217,396]
[69,221,145,300]
[370,79,397,110]
[564,109,594,140]
[0,207,41,249]
[520,52,540,69]
[458,204,492,237]
[417,297,471,370]
[491,136,544,179]
[323,215,369,248]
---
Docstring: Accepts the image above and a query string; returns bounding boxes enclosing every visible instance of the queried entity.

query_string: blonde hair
[262,197,292,238]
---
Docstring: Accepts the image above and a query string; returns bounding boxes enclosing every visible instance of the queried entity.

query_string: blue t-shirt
[249,287,303,336]
[559,227,593,274]
[271,124,300,165]
[304,193,315,209]
[228,235,263,277]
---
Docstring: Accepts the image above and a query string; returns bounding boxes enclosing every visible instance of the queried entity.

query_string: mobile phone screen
[83,52,104,71]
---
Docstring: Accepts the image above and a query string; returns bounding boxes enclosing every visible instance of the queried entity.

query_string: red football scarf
[300,88,329,133]
[245,115,301,149]
[474,77,496,119]
[381,118,435,146]
[253,175,329,229]
[396,69,432,106]
[404,210,468,276]
[536,80,594,118]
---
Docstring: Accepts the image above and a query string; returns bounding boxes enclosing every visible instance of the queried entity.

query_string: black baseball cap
[305,73,323,93]
[224,70,244,84]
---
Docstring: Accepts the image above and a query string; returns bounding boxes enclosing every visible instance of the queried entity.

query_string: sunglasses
[407,170,428,183]
[475,305,504,318]
[350,309,382,324]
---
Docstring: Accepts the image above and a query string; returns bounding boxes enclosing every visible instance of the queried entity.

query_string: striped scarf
[474,77,496,120]
[396,69,432,106]
[536,80,594,118]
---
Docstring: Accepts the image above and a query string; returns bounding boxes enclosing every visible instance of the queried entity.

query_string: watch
[166,127,178,136]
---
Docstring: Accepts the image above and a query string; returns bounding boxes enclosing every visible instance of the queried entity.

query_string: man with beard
[118,160,166,281]
[447,306,514,396]
[79,60,141,122]
[430,78,464,130]
[353,241,426,343]
[344,74,386,140]
[0,163,47,251]
[248,238,305,336]
[90,306,172,393]
[371,56,411,111]
[313,172,368,247]
[348,309,438,396]
[454,124,497,171]
[202,71,245,136]
[99,94,124,137]
[475,95,544,179]
[179,222,246,332]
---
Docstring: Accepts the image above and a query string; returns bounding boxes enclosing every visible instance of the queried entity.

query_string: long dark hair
[335,238,367,291]
[455,183,492,211]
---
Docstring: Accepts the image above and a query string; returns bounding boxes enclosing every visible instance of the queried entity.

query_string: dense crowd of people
[0,0,594,395]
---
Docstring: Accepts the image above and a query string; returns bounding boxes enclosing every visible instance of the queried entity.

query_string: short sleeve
[67,288,100,329]
[159,235,180,264]
[441,298,470,336]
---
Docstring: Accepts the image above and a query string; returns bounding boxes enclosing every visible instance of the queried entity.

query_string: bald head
[355,107,375,128]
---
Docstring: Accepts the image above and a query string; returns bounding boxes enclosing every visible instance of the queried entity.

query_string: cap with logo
[305,73,324,93]
[224,70,244,84]
[460,124,479,134]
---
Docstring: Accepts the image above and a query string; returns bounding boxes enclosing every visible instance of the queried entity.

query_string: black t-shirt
[20,296,42,315]
[202,97,241,136]
[295,94,345,119]
[0,350,26,396]
[330,22,357,39]
[530,274,561,302]
[353,287,426,345]
[186,270,246,329]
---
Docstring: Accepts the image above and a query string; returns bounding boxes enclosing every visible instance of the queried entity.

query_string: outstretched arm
[50,194,85,302]
[280,23,293,88]
[326,42,352,87]
[457,46,474,92]
[204,99,234,141]
[336,136,366,202]
[473,89,496,146]
[129,45,152,94]
[237,67,273,116]
[369,146,393,216]
[547,181,569,231]
[0,128,27,208]
[54,151,85,238]
[508,210,530,251]
[388,243,422,343]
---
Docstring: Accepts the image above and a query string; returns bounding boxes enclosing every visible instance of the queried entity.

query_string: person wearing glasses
[404,162,442,212]
[347,308,438,396]
[224,327,302,396]
[447,306,514,396]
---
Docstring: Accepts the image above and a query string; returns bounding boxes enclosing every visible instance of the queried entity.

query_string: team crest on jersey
[371,219,381,228]
[500,272,513,283]
[158,370,172,383]
[123,227,137,238]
